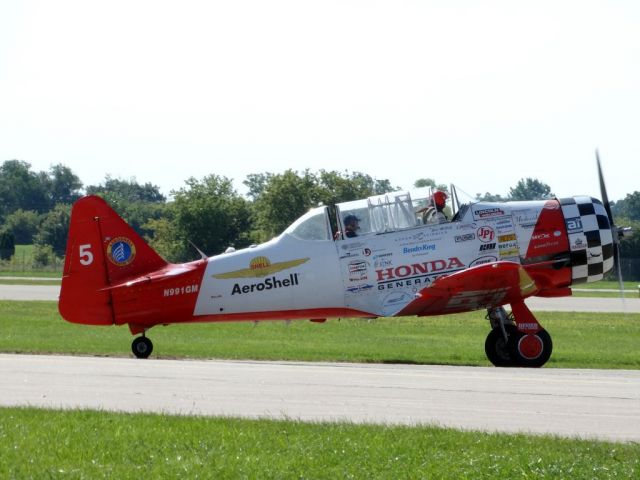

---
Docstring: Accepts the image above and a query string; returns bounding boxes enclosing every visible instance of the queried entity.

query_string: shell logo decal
[213,257,309,279]
[107,237,136,266]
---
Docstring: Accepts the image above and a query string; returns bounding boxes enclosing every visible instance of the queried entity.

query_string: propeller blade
[596,149,614,224]
[596,151,626,299]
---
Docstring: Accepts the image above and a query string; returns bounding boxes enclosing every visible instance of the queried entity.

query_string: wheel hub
[517,334,543,360]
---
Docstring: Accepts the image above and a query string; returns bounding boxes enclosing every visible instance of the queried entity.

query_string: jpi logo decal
[477,226,495,243]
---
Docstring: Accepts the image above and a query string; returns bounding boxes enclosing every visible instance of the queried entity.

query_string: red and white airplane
[58,161,627,367]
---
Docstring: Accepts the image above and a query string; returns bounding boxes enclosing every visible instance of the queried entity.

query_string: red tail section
[58,195,167,325]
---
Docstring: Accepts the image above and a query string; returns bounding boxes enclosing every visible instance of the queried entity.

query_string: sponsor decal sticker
[402,243,436,255]
[477,226,495,243]
[570,235,587,251]
[382,291,414,312]
[531,232,551,241]
[532,240,561,250]
[470,256,498,267]
[373,252,393,268]
[213,257,309,279]
[479,243,496,251]
[512,209,538,228]
[346,284,374,294]
[231,274,300,295]
[348,260,369,281]
[497,225,516,235]
[107,237,136,266]
[499,241,518,250]
[498,233,517,242]
[474,207,505,219]
[499,248,520,258]
[455,233,475,242]
[339,243,366,258]
[341,242,365,250]
[376,257,465,290]
[565,217,583,234]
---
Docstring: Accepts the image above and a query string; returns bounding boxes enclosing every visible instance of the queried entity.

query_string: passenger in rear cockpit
[419,190,449,224]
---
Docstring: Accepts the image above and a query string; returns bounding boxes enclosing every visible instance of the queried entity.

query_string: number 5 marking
[79,244,94,266]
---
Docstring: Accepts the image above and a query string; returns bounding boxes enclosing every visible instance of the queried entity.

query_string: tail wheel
[510,329,553,368]
[485,324,518,367]
[132,336,153,359]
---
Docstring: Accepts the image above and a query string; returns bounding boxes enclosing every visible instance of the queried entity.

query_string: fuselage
[103,195,613,333]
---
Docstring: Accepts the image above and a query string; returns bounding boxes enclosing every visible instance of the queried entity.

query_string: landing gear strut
[484,305,553,368]
[485,307,517,367]
[132,335,153,359]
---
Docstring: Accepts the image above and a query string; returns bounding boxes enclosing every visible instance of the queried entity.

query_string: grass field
[2,301,639,477]
[0,244,63,275]
[1,300,639,368]
[0,278,61,285]
[1,407,638,479]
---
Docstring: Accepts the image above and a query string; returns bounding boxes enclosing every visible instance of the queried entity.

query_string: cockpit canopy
[335,187,454,237]
[283,187,459,242]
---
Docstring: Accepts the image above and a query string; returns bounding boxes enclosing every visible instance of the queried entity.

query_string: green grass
[0,272,61,278]
[571,290,638,298]
[0,244,62,276]
[0,278,61,285]
[0,407,637,479]
[1,301,639,369]
[576,280,639,290]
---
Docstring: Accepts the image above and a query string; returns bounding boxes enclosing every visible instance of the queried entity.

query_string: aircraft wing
[397,261,540,316]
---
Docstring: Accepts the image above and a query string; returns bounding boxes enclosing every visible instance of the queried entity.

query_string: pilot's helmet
[433,191,448,209]
[344,214,360,226]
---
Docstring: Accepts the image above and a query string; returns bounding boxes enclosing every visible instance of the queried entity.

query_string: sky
[1,1,639,202]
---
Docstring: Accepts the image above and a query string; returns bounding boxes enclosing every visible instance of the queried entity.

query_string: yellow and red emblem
[106,237,136,266]
[213,256,309,279]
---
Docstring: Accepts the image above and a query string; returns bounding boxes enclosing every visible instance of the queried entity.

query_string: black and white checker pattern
[560,196,614,283]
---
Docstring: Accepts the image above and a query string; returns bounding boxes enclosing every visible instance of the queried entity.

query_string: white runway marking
[1,354,639,442]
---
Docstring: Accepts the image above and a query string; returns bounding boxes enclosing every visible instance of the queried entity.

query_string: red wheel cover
[518,334,543,360]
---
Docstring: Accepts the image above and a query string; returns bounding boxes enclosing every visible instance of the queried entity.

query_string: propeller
[596,150,627,292]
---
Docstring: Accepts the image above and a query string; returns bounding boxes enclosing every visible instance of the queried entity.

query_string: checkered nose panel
[560,196,614,284]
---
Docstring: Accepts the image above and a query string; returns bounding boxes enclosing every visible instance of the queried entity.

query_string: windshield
[284,206,332,241]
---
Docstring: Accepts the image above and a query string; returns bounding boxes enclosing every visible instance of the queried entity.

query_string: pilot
[420,190,448,224]
[343,214,360,238]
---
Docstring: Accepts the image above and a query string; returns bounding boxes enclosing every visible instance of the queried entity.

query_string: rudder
[58,195,167,325]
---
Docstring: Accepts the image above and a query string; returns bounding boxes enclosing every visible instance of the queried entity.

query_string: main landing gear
[132,334,153,359]
[484,305,553,368]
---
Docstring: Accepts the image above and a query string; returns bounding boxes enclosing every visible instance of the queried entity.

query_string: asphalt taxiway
[1,354,639,442]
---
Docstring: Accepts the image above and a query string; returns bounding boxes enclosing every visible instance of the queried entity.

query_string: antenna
[188,240,208,260]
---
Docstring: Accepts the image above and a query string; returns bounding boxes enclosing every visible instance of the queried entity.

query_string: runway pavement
[2,283,640,312]
[0,284,60,301]
[1,354,639,442]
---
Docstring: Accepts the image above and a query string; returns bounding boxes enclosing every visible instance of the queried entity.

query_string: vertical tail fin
[58,195,167,325]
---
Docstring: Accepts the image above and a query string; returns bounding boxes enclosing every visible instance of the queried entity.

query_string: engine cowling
[559,196,614,284]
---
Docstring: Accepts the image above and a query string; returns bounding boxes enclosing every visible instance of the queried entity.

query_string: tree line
[0,160,638,274]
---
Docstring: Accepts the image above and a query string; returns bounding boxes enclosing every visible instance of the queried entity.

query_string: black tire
[132,336,153,359]
[485,324,518,367]
[510,329,553,368]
